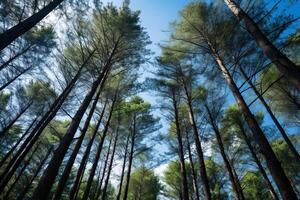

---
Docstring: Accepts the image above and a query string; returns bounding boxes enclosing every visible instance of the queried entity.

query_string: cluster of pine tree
[0,0,299,200]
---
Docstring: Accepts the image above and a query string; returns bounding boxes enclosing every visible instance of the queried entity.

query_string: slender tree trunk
[3,142,39,199]
[0,0,64,51]
[0,44,33,71]
[185,132,200,200]
[209,45,297,199]
[184,86,211,200]
[239,124,279,200]
[0,102,31,136]
[205,104,245,200]
[82,96,117,200]
[96,135,113,199]
[17,146,53,200]
[32,67,110,199]
[69,100,108,200]
[172,92,189,200]
[224,0,300,90]
[239,66,300,163]
[116,133,130,200]
[52,86,103,200]
[69,110,106,200]
[0,50,94,191]
[122,119,136,200]
[0,116,37,168]
[102,124,119,200]
[0,65,34,92]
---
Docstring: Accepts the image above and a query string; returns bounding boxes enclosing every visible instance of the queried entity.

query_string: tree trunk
[3,142,39,199]
[239,66,300,163]
[96,135,113,199]
[209,45,297,199]
[32,64,111,199]
[0,0,64,51]
[116,133,130,200]
[0,116,37,168]
[239,124,279,200]
[52,86,103,200]
[102,124,119,200]
[184,86,211,200]
[82,97,117,200]
[122,119,136,200]
[205,104,245,200]
[0,102,32,136]
[185,131,200,200]
[224,0,300,91]
[172,92,189,200]
[17,146,53,200]
[69,100,108,200]
[0,44,33,71]
[0,50,94,191]
[0,65,34,92]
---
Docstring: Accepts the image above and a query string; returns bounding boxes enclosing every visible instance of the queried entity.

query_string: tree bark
[209,45,297,199]
[69,100,108,200]
[185,131,200,200]
[183,86,211,200]
[82,96,117,200]
[224,0,300,91]
[0,50,94,193]
[52,86,103,200]
[32,64,111,199]
[116,133,130,200]
[239,124,279,200]
[96,135,113,199]
[239,66,300,163]
[122,118,136,200]
[17,146,53,200]
[3,142,39,199]
[101,124,119,200]
[171,92,189,200]
[0,0,64,51]
[0,102,32,136]
[0,116,37,168]
[205,104,245,200]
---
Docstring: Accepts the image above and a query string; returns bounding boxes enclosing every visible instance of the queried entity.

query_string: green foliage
[242,171,272,200]
[128,166,161,200]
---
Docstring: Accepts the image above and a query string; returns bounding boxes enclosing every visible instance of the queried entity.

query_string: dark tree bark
[69,100,108,200]
[209,45,297,199]
[116,133,130,200]
[171,91,189,200]
[185,131,200,200]
[0,65,34,92]
[239,66,300,163]
[0,0,65,51]
[0,116,37,168]
[32,64,111,199]
[3,142,39,199]
[0,102,32,136]
[17,146,53,200]
[52,86,103,200]
[82,96,117,200]
[0,50,94,193]
[0,44,33,71]
[101,124,119,200]
[122,117,136,200]
[183,85,211,200]
[96,135,113,199]
[239,124,279,200]
[224,0,300,91]
[205,104,245,200]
